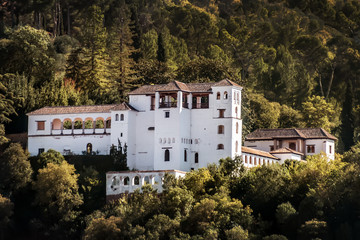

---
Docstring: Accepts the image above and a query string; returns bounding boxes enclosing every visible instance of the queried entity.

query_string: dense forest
[0,0,360,151]
[1,0,360,239]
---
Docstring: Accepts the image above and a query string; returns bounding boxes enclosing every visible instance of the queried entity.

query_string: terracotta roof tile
[27,103,138,115]
[245,128,337,141]
[270,147,304,155]
[187,82,213,93]
[212,79,242,88]
[128,79,241,95]
[128,84,166,95]
[242,146,279,160]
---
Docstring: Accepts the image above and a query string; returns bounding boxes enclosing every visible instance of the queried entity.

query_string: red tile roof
[128,79,242,95]
[242,146,279,160]
[27,103,137,115]
[245,128,337,141]
[270,147,304,155]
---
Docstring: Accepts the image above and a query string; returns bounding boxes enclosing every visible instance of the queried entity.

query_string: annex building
[27,79,336,197]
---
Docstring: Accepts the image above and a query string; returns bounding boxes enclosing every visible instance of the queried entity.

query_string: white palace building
[27,79,336,197]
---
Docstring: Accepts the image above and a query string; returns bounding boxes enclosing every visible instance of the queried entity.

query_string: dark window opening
[37,121,45,130]
[218,125,224,134]
[195,153,199,163]
[184,149,187,162]
[307,145,315,153]
[165,112,170,118]
[164,149,170,161]
[38,148,45,155]
[216,92,220,100]
[289,142,296,151]
[134,176,140,185]
[218,109,225,118]
[217,144,224,150]
[124,177,129,185]
[120,114,124,121]
[86,143,92,154]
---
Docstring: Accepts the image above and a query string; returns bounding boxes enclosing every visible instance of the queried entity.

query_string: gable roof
[128,79,242,95]
[212,79,242,88]
[242,146,279,160]
[270,147,304,156]
[245,128,337,141]
[27,103,138,116]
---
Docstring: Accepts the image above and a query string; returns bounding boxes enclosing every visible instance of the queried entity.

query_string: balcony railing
[159,102,177,108]
[182,102,189,108]
[192,103,209,109]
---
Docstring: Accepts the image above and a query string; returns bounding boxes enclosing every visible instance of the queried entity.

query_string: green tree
[1,25,56,85]
[0,143,32,196]
[0,194,13,240]
[0,81,16,145]
[301,95,338,131]
[157,32,166,63]
[33,161,83,222]
[78,5,110,99]
[224,225,249,240]
[37,149,65,169]
[107,2,138,101]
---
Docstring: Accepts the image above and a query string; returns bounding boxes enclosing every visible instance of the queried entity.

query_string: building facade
[244,128,336,160]
[27,79,243,172]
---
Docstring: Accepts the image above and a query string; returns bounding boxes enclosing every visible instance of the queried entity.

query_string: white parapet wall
[106,170,187,201]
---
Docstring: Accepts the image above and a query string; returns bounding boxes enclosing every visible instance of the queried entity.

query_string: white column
[178,91,183,110]
[155,92,160,109]
[188,93,192,109]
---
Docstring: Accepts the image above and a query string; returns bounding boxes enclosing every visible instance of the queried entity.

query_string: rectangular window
[38,148,45,155]
[329,145,332,154]
[307,145,315,153]
[37,121,45,130]
[270,145,274,151]
[218,109,225,118]
[165,111,170,118]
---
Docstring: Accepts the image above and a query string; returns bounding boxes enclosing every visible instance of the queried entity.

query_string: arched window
[63,119,72,129]
[95,118,104,128]
[124,177,129,185]
[237,92,240,104]
[184,149,187,162]
[224,91,228,99]
[52,119,61,130]
[216,92,221,100]
[86,143,92,154]
[236,122,239,134]
[250,156,252,165]
[217,144,224,150]
[120,114,124,121]
[74,118,83,129]
[289,142,296,151]
[106,118,111,128]
[195,153,199,163]
[164,149,170,161]
[235,141,238,152]
[235,107,238,118]
[115,114,119,121]
[134,176,140,185]
[245,155,248,164]
[144,176,150,184]
[84,118,93,129]
[218,125,224,134]
[254,158,257,165]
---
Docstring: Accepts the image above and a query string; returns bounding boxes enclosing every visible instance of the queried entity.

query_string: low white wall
[106,170,186,195]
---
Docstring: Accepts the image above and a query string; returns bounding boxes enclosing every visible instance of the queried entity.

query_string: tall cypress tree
[107,1,138,101]
[340,82,355,151]
[157,32,166,63]
[78,5,109,100]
